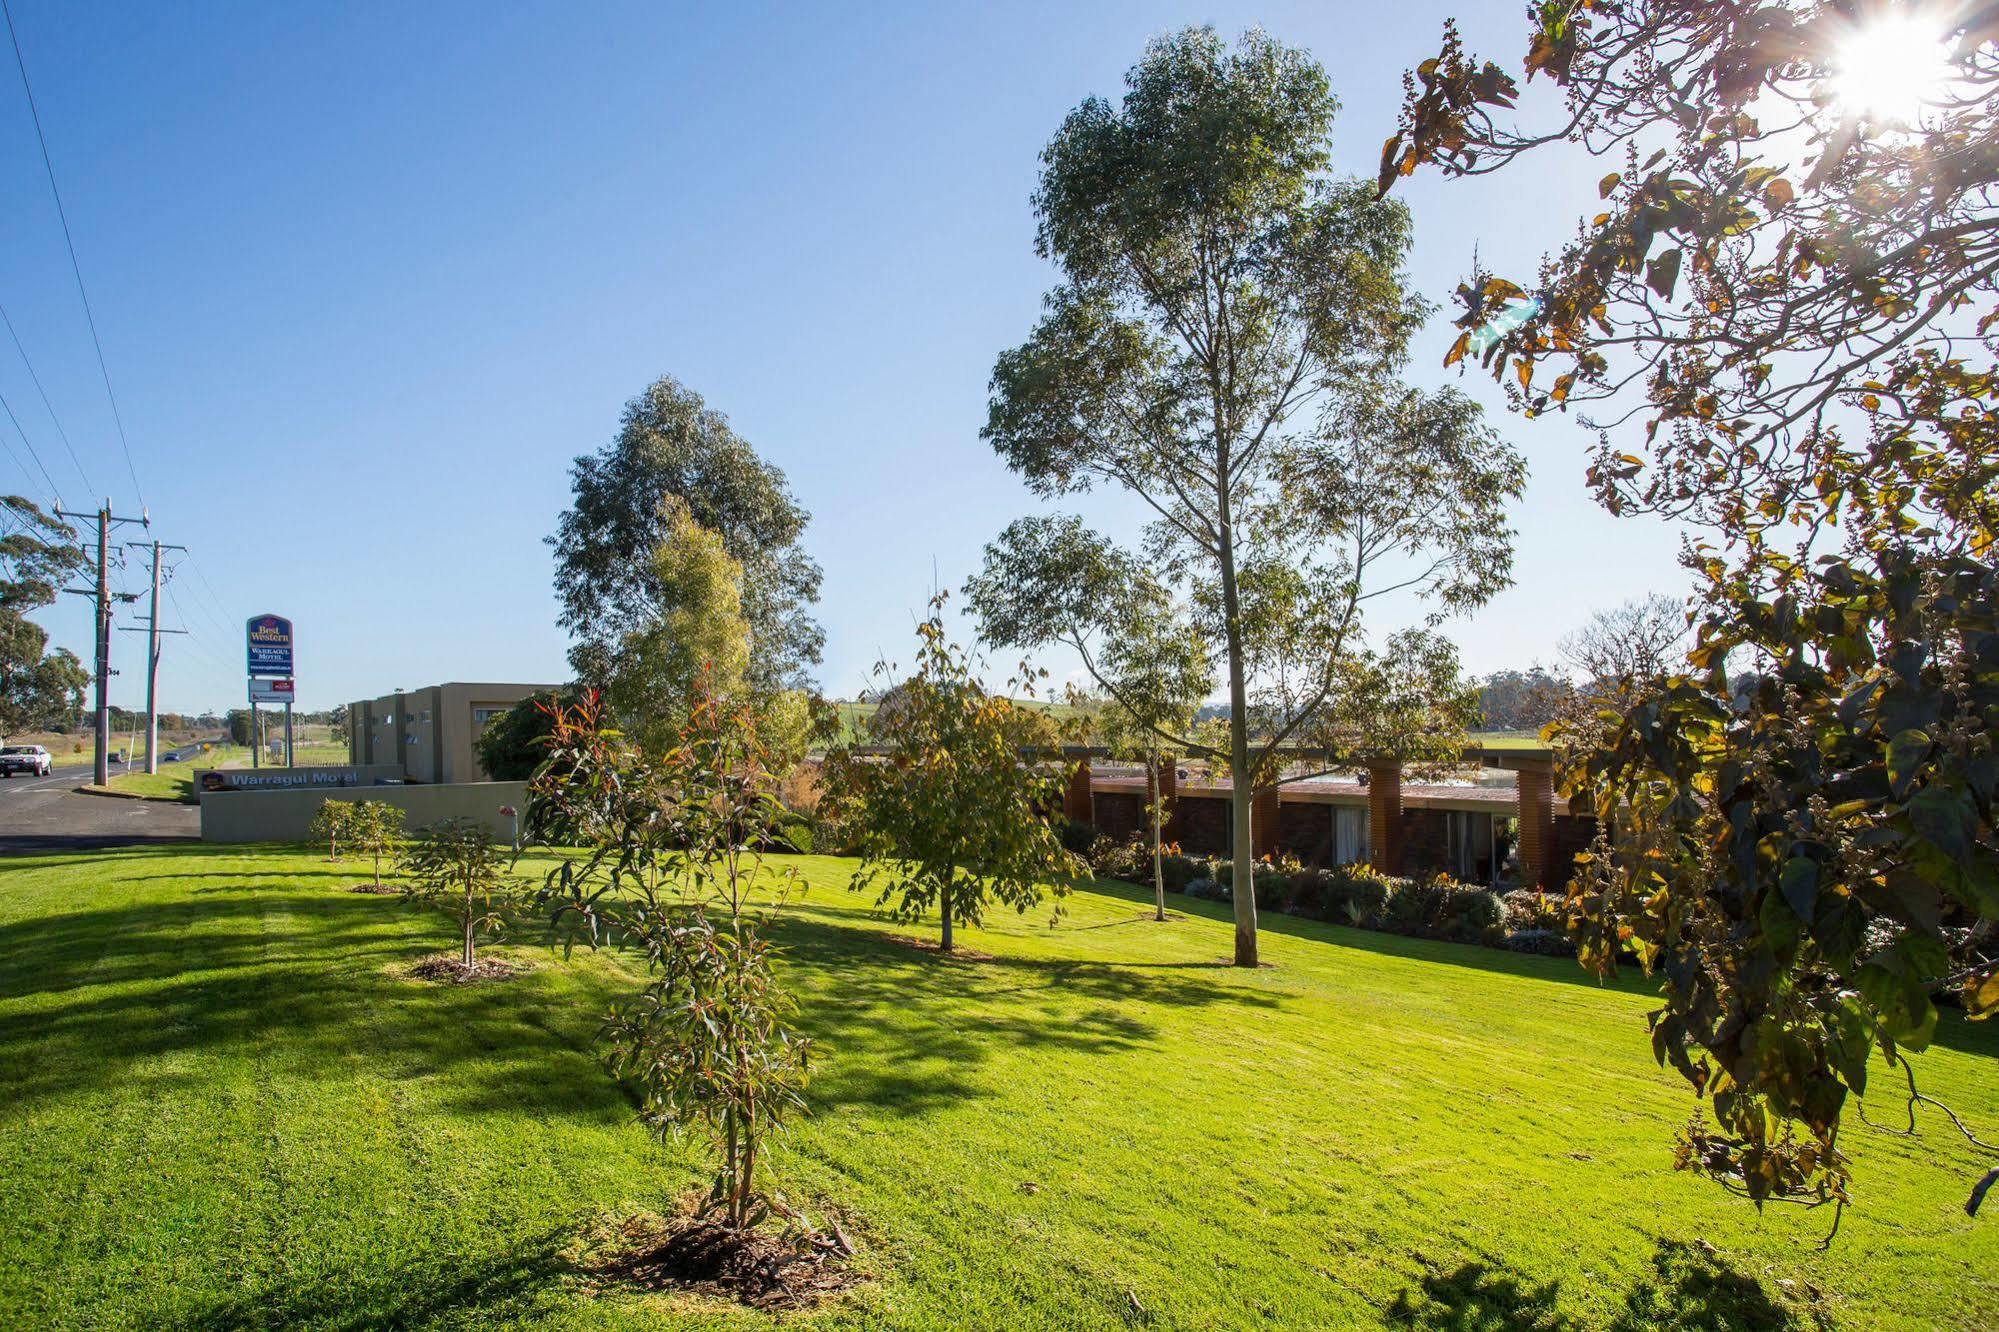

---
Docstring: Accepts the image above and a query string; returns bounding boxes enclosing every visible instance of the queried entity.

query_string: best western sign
[246,614,294,678]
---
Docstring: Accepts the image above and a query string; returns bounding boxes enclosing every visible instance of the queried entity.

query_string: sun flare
[1829,12,1957,125]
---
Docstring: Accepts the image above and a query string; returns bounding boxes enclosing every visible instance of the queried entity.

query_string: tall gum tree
[976,28,1524,966]
[552,376,823,694]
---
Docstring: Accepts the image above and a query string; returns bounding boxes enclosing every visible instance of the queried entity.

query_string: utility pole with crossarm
[56,499,146,786]
[119,538,187,774]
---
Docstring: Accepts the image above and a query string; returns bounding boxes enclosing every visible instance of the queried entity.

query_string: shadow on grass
[171,1226,574,1331]
[2,854,1266,1129]
[0,883,630,1125]
[1385,1240,1829,1332]
[765,912,1286,1115]
[1080,876,1999,1059]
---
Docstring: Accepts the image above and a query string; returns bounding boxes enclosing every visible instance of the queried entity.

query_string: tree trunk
[462,899,475,968]
[1151,758,1166,922]
[1216,491,1260,968]
[940,888,954,953]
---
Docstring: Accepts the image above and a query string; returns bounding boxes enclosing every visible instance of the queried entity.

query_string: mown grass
[0,846,1992,1329]
[100,745,247,801]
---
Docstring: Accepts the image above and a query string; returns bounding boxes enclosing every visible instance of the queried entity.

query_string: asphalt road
[0,764,198,854]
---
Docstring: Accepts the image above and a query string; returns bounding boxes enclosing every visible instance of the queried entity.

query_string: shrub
[1502,888,1560,932]
[770,812,815,855]
[1252,864,1292,912]
[1442,887,1505,945]
[1504,928,1577,957]
[1326,865,1393,928]
[1159,853,1204,894]
[1183,878,1230,902]
[1382,877,1448,935]
[1378,876,1503,943]
[1287,868,1335,918]
[1057,817,1102,857]
[1086,834,1149,884]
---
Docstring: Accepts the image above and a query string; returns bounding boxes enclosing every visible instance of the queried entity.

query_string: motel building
[1062,746,1591,891]
[345,682,558,783]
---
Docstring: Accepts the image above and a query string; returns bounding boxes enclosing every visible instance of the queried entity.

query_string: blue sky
[1,1,1688,717]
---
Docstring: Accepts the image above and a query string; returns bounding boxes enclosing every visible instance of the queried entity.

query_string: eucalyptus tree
[976,28,1524,966]
[0,495,86,738]
[553,375,823,692]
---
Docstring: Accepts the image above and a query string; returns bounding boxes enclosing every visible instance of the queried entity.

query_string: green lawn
[1,846,1992,1329]
[97,744,247,802]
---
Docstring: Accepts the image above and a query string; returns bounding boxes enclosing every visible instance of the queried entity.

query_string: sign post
[246,614,297,772]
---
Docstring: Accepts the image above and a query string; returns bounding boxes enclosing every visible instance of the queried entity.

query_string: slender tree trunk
[462,886,475,967]
[724,1108,740,1228]
[1215,473,1260,967]
[1151,757,1166,922]
[372,850,382,889]
[940,886,954,953]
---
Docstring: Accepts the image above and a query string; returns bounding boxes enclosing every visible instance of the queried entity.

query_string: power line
[2,0,144,510]
[0,299,88,490]
[0,427,40,496]
[0,382,59,504]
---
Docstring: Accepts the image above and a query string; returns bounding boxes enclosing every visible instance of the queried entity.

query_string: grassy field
[831,698,1081,743]
[95,744,246,801]
[0,846,1992,1329]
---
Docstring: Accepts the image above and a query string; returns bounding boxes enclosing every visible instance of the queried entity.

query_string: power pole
[57,499,146,786]
[119,539,186,774]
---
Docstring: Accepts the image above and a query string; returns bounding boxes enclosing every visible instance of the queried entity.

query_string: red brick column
[1064,757,1094,824]
[1517,763,1556,890]
[1367,760,1404,875]
[1251,783,1280,860]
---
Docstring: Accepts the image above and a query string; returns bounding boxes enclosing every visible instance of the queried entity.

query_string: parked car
[0,745,53,777]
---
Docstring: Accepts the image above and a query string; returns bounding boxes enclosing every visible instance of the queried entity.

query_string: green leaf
[1759,883,1800,954]
[1885,728,1931,800]
[1908,785,1978,865]
[1779,856,1818,922]
[1646,249,1683,299]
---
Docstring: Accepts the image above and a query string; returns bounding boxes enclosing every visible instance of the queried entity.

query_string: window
[1334,806,1370,866]
[471,706,506,728]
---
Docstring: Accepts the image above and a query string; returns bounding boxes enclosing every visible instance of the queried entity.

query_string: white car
[0,744,53,777]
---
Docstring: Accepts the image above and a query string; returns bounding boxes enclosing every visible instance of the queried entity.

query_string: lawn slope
[0,847,1992,1329]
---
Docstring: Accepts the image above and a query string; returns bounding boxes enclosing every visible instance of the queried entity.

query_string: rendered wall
[200,781,528,844]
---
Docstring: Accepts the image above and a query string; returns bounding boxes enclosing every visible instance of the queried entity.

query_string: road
[0,764,198,854]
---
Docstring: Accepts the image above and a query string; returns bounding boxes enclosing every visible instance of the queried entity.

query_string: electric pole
[57,499,146,786]
[119,539,186,774]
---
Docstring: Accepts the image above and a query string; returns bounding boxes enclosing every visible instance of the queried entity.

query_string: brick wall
[1276,802,1333,863]
[1177,794,1231,857]
[1094,792,1147,843]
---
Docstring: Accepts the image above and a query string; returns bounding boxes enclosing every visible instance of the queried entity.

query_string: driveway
[0,766,198,854]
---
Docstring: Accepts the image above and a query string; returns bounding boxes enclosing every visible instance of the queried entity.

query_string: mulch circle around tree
[347,882,399,896]
[408,955,518,984]
[883,934,996,962]
[575,1211,859,1312]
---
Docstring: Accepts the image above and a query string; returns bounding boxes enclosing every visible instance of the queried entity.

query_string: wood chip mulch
[408,955,518,984]
[576,1212,858,1311]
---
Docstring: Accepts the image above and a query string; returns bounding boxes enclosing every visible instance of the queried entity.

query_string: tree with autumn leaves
[1381,1,1998,1227]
